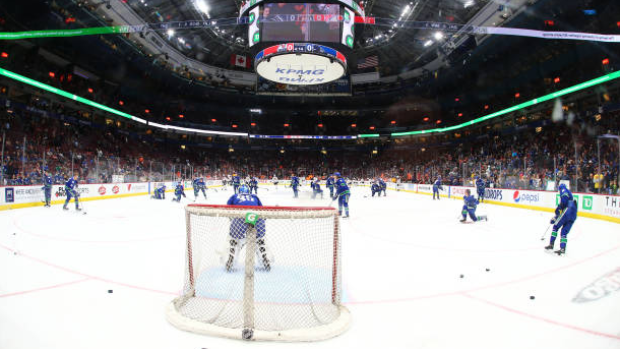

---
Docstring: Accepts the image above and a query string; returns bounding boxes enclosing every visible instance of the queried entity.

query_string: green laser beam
[1,66,618,140]
[0,67,250,136]
[0,27,126,40]
[388,71,620,138]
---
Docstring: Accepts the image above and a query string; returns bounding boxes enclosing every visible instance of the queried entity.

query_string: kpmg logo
[513,190,540,203]
[274,65,326,84]
[573,267,620,303]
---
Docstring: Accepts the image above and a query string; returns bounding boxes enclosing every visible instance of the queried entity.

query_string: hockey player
[42,170,53,207]
[63,174,81,211]
[475,176,486,203]
[433,176,443,200]
[311,178,324,199]
[326,175,335,199]
[193,177,207,201]
[152,184,166,200]
[272,175,279,190]
[334,172,350,218]
[172,182,186,202]
[460,189,487,222]
[290,174,300,198]
[545,183,578,255]
[232,173,241,194]
[378,177,387,197]
[249,176,259,194]
[371,180,381,198]
[225,185,271,272]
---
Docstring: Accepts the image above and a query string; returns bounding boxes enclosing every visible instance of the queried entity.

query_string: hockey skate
[555,248,566,256]
[544,244,554,251]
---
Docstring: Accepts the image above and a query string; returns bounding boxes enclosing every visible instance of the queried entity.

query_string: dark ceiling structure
[0,0,618,135]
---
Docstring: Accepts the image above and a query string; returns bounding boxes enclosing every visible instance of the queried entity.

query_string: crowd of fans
[1,95,618,195]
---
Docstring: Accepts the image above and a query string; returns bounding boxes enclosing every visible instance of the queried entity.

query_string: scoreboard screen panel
[261,3,341,43]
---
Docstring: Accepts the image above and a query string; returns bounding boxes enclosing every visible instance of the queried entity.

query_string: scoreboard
[242,0,364,85]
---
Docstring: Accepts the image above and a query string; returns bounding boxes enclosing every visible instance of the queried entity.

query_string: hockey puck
[530,295,535,300]
[460,274,464,278]
[108,290,113,293]
[485,268,490,272]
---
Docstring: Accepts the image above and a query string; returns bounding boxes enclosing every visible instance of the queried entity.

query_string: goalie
[225,185,271,272]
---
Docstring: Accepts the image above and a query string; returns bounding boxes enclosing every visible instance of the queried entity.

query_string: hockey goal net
[166,204,350,341]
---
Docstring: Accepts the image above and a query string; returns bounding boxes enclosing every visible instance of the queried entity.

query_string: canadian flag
[230,54,250,68]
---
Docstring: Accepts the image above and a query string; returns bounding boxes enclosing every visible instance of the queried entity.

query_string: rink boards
[1,180,618,223]
[386,182,620,224]
[0,180,223,211]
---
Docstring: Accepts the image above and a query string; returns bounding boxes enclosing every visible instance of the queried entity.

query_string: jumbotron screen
[261,3,341,43]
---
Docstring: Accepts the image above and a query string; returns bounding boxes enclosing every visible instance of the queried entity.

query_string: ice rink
[1,185,619,349]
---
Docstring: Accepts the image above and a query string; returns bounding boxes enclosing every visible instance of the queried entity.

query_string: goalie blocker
[166,204,350,342]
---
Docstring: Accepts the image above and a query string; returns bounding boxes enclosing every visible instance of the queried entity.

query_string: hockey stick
[74,192,87,215]
[540,208,567,241]
[329,193,342,207]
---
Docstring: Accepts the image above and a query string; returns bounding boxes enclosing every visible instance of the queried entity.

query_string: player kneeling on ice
[545,183,578,255]
[460,189,487,223]
[63,174,82,211]
[311,178,324,199]
[172,182,186,202]
[371,181,381,198]
[152,185,166,200]
[193,177,207,201]
[225,185,271,272]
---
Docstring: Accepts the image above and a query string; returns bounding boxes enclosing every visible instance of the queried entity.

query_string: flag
[230,54,250,68]
[357,55,379,69]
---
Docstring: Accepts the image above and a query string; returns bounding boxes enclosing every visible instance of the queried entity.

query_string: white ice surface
[1,186,619,349]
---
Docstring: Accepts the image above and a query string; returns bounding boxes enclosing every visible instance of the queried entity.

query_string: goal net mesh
[166,204,350,341]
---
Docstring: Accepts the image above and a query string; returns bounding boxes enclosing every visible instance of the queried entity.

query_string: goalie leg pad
[226,239,239,272]
[257,238,271,271]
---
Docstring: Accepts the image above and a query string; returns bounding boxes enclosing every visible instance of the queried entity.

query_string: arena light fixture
[194,0,210,16]
[389,70,620,137]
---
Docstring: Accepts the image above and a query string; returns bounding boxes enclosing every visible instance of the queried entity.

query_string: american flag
[357,55,379,69]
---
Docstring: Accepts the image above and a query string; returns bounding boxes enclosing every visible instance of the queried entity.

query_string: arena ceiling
[101,0,494,73]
